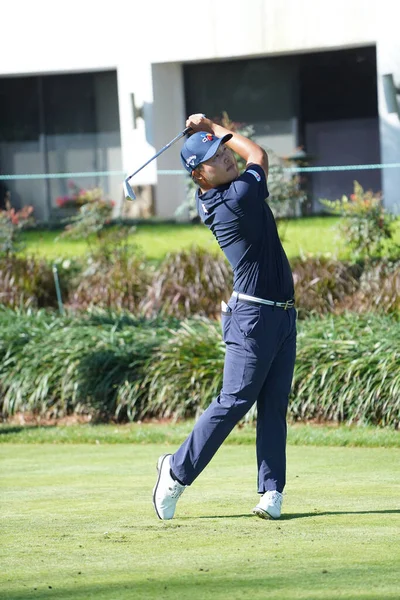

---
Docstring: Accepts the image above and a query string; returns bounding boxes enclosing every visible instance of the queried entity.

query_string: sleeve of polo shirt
[230,163,269,201]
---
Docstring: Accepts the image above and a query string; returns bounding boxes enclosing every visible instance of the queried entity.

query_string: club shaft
[126,127,191,182]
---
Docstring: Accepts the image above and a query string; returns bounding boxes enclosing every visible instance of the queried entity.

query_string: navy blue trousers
[170,294,297,493]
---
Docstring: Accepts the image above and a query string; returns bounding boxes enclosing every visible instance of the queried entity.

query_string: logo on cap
[201,133,213,143]
[186,154,197,167]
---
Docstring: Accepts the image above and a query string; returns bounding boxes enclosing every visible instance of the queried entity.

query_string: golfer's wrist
[210,122,231,138]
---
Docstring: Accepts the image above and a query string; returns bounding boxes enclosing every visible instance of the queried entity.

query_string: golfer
[153,114,296,520]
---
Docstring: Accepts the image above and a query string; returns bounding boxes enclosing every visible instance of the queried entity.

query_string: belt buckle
[284,300,289,310]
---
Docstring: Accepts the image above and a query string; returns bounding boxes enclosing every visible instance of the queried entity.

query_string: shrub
[67,249,151,313]
[0,309,73,416]
[59,183,120,257]
[336,259,400,316]
[0,256,61,309]
[0,310,398,428]
[291,256,361,318]
[142,314,400,428]
[2,247,398,319]
[141,319,224,419]
[320,181,400,260]
[56,181,113,211]
[0,310,172,420]
[0,307,54,362]
[61,198,115,240]
[72,326,169,421]
[141,248,232,319]
[0,204,34,256]
[291,314,400,428]
[58,186,146,312]
[292,256,400,318]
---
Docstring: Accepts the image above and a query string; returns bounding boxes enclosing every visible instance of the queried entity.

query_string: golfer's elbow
[247,149,269,179]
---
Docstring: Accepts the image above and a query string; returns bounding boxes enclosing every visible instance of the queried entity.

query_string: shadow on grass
[197,509,400,520]
[0,426,27,435]
[198,514,254,519]
[0,425,56,435]
[280,509,400,520]
[2,565,399,600]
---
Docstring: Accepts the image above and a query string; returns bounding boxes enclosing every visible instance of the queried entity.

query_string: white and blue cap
[180,131,233,173]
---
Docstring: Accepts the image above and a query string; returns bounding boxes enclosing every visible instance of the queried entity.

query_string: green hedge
[0,309,398,428]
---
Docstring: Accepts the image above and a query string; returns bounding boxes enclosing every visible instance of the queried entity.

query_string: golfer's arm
[210,123,269,179]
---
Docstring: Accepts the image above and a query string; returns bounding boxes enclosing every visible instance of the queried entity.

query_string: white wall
[0,1,379,75]
[150,0,377,62]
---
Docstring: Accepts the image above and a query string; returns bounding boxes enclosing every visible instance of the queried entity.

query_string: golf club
[123,126,192,201]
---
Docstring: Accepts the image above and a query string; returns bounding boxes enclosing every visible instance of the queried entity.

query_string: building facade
[1,0,399,221]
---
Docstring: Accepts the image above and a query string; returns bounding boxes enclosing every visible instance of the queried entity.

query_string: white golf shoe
[152,454,186,520]
[253,490,283,520]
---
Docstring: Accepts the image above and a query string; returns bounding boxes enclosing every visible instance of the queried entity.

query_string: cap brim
[201,133,233,164]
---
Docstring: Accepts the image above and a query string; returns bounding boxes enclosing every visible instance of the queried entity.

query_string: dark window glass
[42,73,96,135]
[299,46,378,122]
[0,77,40,142]
[184,46,378,126]
[184,56,298,123]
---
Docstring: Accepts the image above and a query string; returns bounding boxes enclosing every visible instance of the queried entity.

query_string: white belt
[232,291,295,310]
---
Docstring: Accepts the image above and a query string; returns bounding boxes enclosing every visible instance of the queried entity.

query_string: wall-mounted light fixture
[382,73,400,118]
[131,93,144,128]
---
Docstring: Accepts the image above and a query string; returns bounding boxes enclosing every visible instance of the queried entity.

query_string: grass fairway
[19,217,400,262]
[1,441,399,599]
[21,217,350,261]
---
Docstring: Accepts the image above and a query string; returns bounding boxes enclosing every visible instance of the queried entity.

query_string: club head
[123,179,136,201]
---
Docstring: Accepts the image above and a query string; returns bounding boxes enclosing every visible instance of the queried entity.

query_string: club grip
[183,126,192,136]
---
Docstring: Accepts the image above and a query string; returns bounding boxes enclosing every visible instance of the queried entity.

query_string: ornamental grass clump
[291,256,361,317]
[142,248,232,319]
[291,314,400,428]
[337,259,400,316]
[68,249,150,312]
[141,319,224,419]
[0,311,171,420]
[0,310,398,428]
[0,256,61,309]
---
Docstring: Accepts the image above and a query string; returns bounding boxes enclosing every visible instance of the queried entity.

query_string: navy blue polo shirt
[195,163,294,301]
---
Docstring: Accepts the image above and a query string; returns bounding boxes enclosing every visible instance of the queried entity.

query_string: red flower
[10,209,19,225]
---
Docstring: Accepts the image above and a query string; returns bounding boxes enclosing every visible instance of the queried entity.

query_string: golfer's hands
[186,114,213,134]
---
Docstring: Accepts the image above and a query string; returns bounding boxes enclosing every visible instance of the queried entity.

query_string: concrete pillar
[116,61,157,216]
[152,62,187,219]
[376,12,400,214]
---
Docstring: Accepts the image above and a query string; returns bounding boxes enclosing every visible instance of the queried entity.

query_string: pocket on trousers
[221,310,232,342]
[233,303,261,337]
